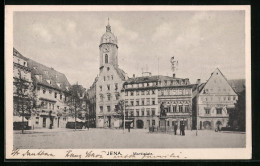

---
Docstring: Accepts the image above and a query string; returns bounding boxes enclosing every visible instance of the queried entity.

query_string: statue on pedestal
[160,102,166,117]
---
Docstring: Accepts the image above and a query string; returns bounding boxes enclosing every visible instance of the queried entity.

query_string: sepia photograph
[5,5,251,159]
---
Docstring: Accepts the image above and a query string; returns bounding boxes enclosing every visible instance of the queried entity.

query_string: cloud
[32,23,52,42]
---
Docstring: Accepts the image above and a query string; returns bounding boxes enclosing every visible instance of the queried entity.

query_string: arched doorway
[203,121,211,130]
[136,120,144,129]
[216,121,222,130]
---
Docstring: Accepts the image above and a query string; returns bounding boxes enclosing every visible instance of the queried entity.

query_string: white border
[5,5,251,160]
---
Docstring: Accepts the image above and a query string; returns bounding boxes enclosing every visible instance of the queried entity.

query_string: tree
[66,83,86,131]
[115,99,129,131]
[13,69,35,133]
[228,88,246,131]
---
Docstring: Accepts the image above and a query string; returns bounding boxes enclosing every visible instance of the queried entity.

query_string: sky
[14,11,245,89]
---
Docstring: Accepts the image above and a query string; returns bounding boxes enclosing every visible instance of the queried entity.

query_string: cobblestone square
[13,128,246,149]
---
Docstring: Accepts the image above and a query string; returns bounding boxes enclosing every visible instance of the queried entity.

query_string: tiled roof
[13,48,29,61]
[228,79,245,93]
[115,67,127,80]
[27,58,71,92]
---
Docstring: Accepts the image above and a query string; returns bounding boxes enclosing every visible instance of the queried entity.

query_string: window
[228,96,230,101]
[184,105,189,112]
[130,110,134,117]
[107,94,111,101]
[107,106,111,112]
[100,95,104,102]
[161,90,164,96]
[136,110,140,116]
[125,100,128,106]
[136,91,139,96]
[130,91,134,96]
[179,105,183,112]
[60,94,62,100]
[233,96,236,100]
[130,100,134,106]
[100,86,102,91]
[146,108,150,116]
[115,94,119,100]
[125,91,128,96]
[37,86,40,91]
[141,91,144,95]
[63,118,66,121]
[111,75,113,80]
[49,90,52,94]
[224,97,226,101]
[152,98,155,105]
[115,83,118,90]
[167,121,170,126]
[152,120,155,126]
[107,85,110,91]
[64,107,67,112]
[107,67,110,71]
[173,105,177,112]
[55,92,57,98]
[100,106,103,113]
[105,54,108,63]
[152,108,155,116]
[146,90,150,95]
[205,108,210,114]
[146,98,150,105]
[43,88,46,94]
[152,90,155,94]
[217,108,222,114]
[104,76,106,81]
[35,117,39,124]
[141,110,145,116]
[136,100,139,106]
[141,99,145,105]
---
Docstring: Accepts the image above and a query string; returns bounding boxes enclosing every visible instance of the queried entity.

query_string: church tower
[99,18,118,69]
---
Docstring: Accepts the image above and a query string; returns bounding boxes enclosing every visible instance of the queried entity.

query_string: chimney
[173,74,176,78]
[133,74,135,78]
[149,72,151,77]
[196,79,201,85]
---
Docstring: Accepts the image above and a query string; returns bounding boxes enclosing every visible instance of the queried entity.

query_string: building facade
[86,77,98,127]
[13,48,33,119]
[27,58,71,129]
[95,22,128,128]
[123,73,193,129]
[194,68,238,130]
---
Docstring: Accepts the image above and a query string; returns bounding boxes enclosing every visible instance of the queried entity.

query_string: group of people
[173,122,185,136]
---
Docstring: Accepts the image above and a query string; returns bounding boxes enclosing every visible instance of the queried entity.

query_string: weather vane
[170,56,178,73]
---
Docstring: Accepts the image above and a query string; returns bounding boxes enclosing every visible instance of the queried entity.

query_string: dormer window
[46,80,51,85]
[24,62,27,66]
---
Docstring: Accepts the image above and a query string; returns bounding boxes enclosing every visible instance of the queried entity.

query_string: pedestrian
[174,123,178,135]
[180,122,183,135]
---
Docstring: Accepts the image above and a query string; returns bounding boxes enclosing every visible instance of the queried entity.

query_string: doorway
[136,120,144,128]
[107,116,111,128]
[43,117,46,128]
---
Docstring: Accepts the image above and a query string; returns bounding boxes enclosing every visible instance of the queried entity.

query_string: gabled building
[27,58,71,129]
[193,68,238,130]
[95,22,128,128]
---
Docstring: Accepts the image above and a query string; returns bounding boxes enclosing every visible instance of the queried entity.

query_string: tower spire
[106,17,111,32]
